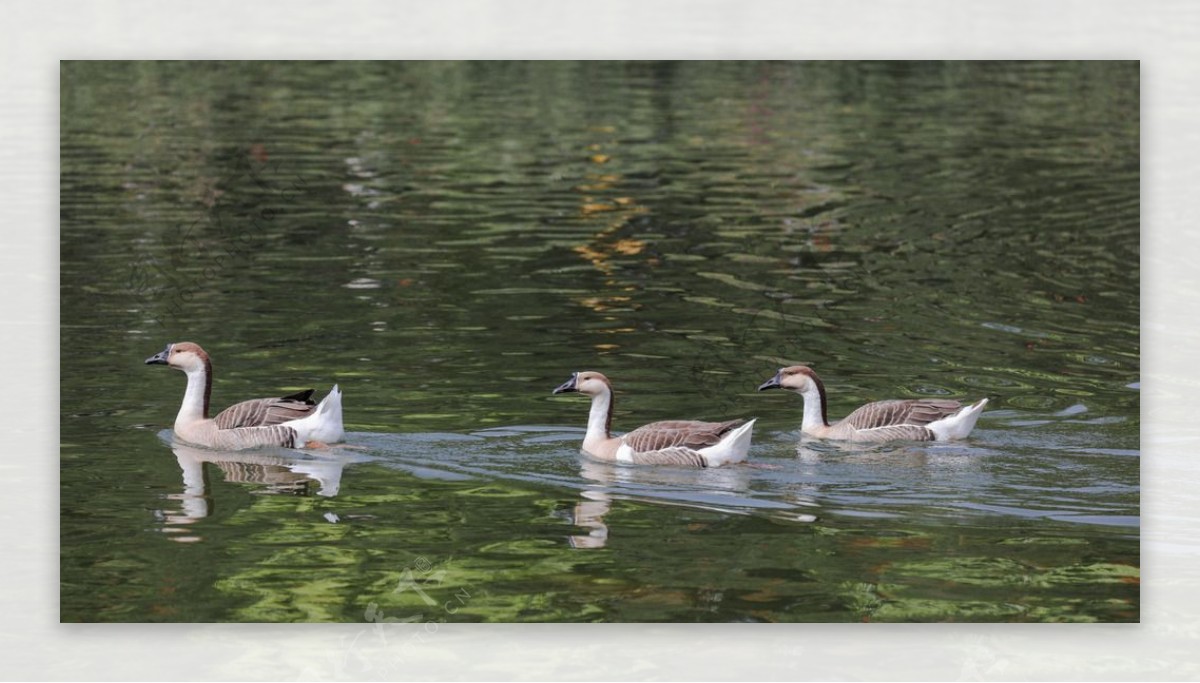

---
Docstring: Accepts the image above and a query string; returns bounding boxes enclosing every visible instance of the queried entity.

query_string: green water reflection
[61,61,1138,622]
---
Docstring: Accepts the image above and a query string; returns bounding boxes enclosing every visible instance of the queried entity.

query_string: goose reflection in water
[563,456,815,549]
[157,438,362,543]
[565,486,611,550]
[793,437,985,469]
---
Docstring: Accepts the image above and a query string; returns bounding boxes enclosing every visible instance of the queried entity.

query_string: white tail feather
[284,384,345,445]
[929,398,988,441]
[699,418,756,467]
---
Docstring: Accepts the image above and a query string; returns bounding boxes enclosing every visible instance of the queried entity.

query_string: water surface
[60,61,1139,623]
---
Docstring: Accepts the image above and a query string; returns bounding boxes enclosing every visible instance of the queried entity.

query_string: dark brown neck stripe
[604,382,614,438]
[203,356,213,419]
[799,367,830,426]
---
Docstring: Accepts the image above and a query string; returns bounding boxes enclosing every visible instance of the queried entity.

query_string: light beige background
[6,0,1191,679]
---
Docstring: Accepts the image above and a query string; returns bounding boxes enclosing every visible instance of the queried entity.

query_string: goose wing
[846,424,940,441]
[841,399,963,431]
[623,419,745,454]
[204,424,302,450]
[627,447,708,468]
[213,389,316,430]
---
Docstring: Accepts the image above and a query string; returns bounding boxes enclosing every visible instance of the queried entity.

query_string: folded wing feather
[843,424,938,441]
[622,419,746,454]
[208,424,300,450]
[627,446,709,468]
[841,399,962,433]
[213,389,317,430]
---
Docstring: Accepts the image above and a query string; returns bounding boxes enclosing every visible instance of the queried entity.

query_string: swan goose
[145,342,344,450]
[552,371,755,467]
[757,365,987,442]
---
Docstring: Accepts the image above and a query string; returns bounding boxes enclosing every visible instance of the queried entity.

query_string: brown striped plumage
[204,424,300,450]
[213,390,318,430]
[840,399,964,440]
[623,419,747,454]
[623,446,710,467]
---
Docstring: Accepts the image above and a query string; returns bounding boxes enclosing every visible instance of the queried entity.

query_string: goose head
[758,365,821,394]
[145,342,211,373]
[552,371,612,397]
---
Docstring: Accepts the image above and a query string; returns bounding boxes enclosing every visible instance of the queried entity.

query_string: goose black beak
[757,372,783,391]
[552,373,579,395]
[145,344,171,365]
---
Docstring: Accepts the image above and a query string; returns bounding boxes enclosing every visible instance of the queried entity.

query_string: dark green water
[60,61,1139,623]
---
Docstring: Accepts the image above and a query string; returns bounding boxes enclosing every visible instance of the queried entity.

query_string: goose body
[552,371,755,467]
[145,342,344,450]
[758,365,987,443]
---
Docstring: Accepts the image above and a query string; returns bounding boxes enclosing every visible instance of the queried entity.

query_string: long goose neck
[177,361,212,424]
[585,387,614,445]
[800,380,829,431]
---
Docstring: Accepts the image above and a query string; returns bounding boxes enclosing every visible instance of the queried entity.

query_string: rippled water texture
[60,61,1139,622]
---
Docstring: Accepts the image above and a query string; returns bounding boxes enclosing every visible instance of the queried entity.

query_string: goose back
[622,418,746,454]
[213,389,317,430]
[841,399,962,430]
[830,399,962,441]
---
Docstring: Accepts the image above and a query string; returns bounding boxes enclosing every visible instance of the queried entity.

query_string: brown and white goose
[757,365,987,442]
[145,342,344,450]
[552,371,755,467]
